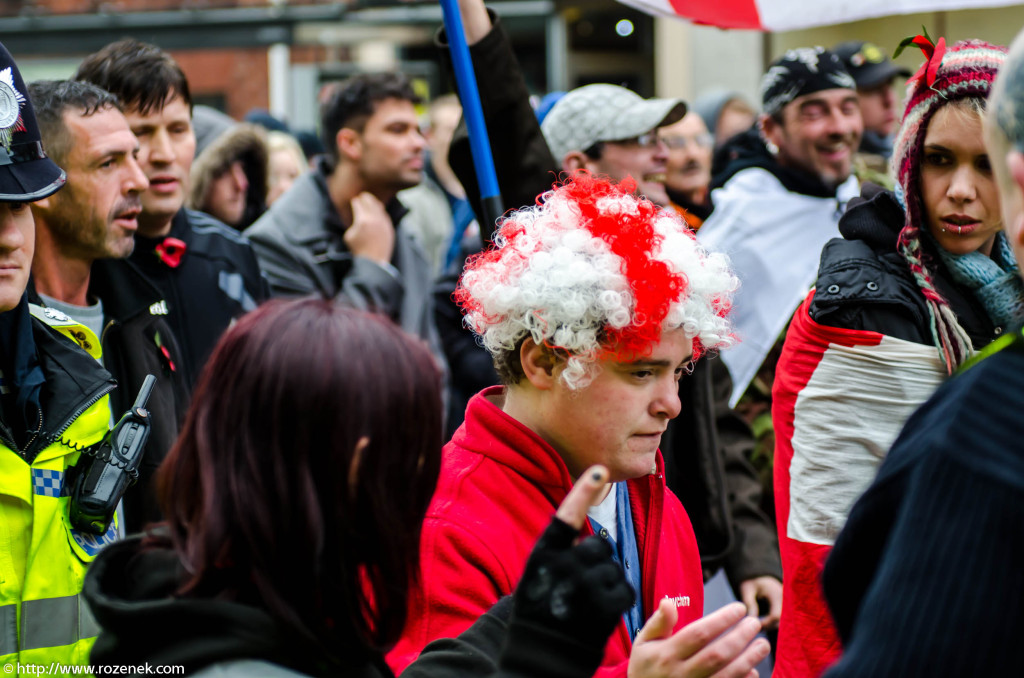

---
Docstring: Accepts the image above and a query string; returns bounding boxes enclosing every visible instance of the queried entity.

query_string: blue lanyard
[588,482,645,642]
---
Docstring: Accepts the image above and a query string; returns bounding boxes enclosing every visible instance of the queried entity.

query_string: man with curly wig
[389,173,771,678]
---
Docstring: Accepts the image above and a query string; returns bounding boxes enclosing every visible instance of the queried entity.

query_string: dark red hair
[156,298,443,656]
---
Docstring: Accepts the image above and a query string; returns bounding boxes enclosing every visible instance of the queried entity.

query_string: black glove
[512,516,634,648]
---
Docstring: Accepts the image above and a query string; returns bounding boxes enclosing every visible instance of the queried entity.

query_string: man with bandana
[692,52,863,567]
[697,48,863,410]
[0,43,115,666]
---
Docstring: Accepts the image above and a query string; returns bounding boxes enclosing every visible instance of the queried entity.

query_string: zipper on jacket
[99,317,117,347]
[0,406,43,460]
[22,407,43,457]
[29,381,116,458]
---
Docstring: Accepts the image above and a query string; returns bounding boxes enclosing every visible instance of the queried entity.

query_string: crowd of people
[2,0,1024,676]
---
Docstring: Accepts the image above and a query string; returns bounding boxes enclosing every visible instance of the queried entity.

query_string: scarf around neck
[931,230,1024,329]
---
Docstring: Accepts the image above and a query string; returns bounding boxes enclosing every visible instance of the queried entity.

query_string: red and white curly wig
[456,172,738,389]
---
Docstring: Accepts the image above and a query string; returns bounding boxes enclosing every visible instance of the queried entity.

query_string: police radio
[69,375,156,535]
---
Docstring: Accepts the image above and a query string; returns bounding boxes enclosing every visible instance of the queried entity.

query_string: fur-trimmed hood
[188,123,269,230]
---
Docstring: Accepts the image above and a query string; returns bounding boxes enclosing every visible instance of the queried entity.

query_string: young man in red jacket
[389,173,770,677]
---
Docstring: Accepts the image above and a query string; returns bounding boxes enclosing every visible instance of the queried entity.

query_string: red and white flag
[772,292,946,676]
[619,0,1021,31]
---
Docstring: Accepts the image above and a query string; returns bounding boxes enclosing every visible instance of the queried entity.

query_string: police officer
[0,41,116,666]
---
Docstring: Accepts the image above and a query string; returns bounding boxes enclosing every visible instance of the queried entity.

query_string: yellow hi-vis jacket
[0,305,116,667]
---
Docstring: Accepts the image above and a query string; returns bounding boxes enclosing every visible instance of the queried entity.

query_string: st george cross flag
[771,291,946,677]
[619,0,1022,31]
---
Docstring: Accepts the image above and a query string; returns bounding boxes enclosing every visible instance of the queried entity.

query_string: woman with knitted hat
[771,37,1013,678]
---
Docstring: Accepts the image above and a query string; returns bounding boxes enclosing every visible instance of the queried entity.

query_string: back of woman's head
[891,38,1006,372]
[157,298,443,654]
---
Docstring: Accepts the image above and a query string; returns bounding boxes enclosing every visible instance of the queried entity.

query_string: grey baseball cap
[541,84,687,162]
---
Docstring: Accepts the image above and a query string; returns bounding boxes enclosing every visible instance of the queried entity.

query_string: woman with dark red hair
[80,298,633,677]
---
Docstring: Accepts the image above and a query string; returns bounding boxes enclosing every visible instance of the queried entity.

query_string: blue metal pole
[439,0,504,241]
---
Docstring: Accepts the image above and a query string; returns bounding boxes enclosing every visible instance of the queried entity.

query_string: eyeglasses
[607,132,666,149]
[661,133,714,150]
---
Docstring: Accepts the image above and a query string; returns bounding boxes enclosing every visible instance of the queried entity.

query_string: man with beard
[27,80,190,533]
[697,48,863,407]
[75,40,268,389]
[246,73,443,359]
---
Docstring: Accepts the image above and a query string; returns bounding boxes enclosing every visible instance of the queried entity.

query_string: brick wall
[173,47,269,119]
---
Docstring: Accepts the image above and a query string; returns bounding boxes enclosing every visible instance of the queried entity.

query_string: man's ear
[759,113,782,152]
[336,128,362,163]
[1007,149,1024,250]
[520,337,563,390]
[562,151,591,173]
[1008,149,1024,194]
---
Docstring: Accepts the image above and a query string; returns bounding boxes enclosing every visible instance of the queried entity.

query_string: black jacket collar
[311,157,410,238]
[665,188,713,222]
[89,259,167,323]
[711,127,842,199]
[1,302,115,460]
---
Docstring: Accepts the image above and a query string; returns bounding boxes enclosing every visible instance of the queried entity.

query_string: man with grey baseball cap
[540,83,686,207]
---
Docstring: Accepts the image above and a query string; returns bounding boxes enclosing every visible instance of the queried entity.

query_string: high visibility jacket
[0,305,116,667]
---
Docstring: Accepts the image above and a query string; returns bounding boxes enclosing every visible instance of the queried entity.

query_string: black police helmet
[0,42,65,203]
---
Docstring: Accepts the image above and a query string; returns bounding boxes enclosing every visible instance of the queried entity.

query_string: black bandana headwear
[760,47,856,117]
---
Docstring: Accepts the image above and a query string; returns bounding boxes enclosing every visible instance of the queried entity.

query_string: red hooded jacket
[388,387,704,676]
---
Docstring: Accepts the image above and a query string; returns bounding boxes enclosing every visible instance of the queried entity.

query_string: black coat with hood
[808,183,997,347]
[84,533,612,678]
[130,208,269,390]
[30,258,190,533]
[437,13,780,586]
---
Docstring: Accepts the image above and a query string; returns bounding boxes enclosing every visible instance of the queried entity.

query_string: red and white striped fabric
[619,0,1021,31]
[771,292,946,677]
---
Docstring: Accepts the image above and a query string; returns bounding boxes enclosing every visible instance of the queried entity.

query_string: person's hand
[739,576,782,631]
[628,601,771,678]
[345,192,395,265]
[510,465,633,647]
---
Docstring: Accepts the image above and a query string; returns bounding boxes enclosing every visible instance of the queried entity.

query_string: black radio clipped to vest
[69,375,156,535]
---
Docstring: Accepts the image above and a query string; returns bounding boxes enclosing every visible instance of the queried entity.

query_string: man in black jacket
[74,40,268,388]
[27,79,189,533]
[439,0,782,631]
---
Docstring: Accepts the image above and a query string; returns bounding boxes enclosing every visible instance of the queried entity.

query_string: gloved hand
[498,466,633,677]
[513,517,634,645]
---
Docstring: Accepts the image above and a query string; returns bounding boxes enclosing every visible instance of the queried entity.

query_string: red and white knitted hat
[893,38,1007,218]
[891,37,1007,371]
